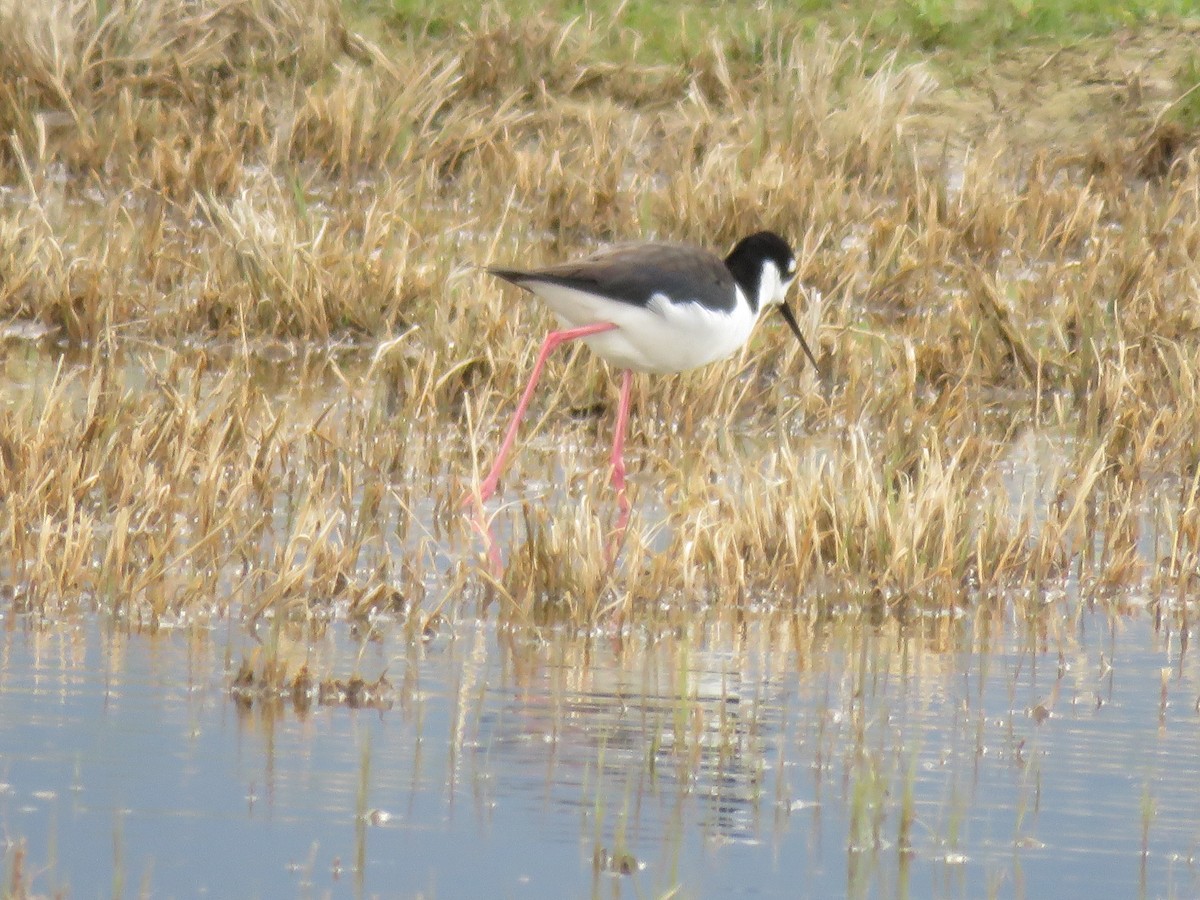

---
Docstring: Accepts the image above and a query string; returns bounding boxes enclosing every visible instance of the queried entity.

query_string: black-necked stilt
[470,231,820,505]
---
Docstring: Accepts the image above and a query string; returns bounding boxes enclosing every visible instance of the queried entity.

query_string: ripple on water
[0,607,1198,898]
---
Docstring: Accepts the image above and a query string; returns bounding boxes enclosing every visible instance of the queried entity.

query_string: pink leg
[471,321,617,504]
[604,370,635,566]
[467,510,503,576]
[610,369,634,496]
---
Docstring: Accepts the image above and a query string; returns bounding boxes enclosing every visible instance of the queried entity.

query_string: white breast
[527,282,760,375]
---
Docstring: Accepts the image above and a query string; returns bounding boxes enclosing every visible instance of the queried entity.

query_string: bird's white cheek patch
[757,261,783,308]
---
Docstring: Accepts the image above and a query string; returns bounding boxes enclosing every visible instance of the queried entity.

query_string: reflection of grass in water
[0,0,1199,623]
[848,751,888,861]
[899,751,917,854]
[3,600,1195,895]
[4,841,29,898]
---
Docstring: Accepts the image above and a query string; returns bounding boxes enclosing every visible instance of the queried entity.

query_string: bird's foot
[603,489,632,569]
[465,505,504,576]
[461,476,500,510]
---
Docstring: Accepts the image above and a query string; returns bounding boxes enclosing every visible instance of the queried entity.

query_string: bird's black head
[725,230,820,374]
[724,231,797,310]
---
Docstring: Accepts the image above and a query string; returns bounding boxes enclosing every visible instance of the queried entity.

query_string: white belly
[530,283,759,375]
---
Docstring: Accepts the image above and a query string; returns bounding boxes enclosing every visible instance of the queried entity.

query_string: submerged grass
[1,0,1199,625]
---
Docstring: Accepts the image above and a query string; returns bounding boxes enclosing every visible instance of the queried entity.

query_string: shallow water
[2,604,1198,899]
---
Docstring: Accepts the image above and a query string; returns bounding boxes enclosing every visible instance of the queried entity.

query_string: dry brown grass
[2,2,1199,629]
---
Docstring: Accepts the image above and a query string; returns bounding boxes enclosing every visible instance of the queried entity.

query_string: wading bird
[470,231,820,506]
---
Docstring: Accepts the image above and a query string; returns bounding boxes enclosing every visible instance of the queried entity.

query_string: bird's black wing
[488,243,736,313]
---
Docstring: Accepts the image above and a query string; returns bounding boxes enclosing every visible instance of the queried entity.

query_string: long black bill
[777,302,821,375]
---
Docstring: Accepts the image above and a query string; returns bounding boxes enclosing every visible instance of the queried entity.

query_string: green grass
[1167,51,1200,129]
[347,0,1197,72]
[867,0,1188,52]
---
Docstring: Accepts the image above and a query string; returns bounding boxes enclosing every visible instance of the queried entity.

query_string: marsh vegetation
[2,0,1199,896]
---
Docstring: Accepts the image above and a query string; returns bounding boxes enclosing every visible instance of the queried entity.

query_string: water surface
[2,604,1198,898]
